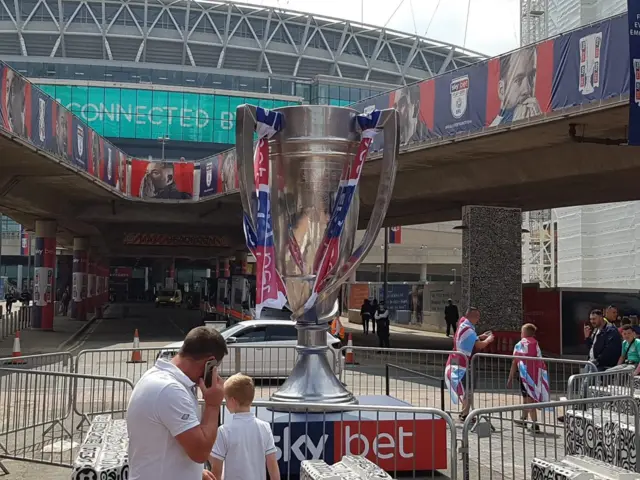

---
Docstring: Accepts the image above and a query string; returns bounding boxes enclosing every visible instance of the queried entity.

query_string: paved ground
[0,303,583,480]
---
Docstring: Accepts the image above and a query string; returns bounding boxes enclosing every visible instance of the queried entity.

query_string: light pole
[158,135,170,160]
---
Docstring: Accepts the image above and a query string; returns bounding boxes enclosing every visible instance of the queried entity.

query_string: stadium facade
[0,0,478,287]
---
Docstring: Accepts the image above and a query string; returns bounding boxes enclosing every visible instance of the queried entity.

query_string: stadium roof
[0,0,487,85]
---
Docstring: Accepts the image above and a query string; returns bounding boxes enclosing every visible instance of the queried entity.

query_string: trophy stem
[269,303,357,411]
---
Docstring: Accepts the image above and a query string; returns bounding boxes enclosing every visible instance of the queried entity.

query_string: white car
[157,319,344,378]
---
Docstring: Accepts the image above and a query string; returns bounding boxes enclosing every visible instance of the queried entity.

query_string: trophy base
[269,350,357,411]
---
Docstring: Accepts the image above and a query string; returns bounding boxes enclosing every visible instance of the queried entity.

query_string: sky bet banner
[629,1,640,145]
[198,149,238,198]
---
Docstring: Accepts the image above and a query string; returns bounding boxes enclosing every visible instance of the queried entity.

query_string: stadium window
[338,86,349,102]
[349,87,360,103]
[254,77,268,92]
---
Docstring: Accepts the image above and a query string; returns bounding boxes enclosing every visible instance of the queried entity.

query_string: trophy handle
[235,104,258,227]
[316,108,399,305]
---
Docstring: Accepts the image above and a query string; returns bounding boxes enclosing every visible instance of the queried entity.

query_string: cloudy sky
[240,0,521,56]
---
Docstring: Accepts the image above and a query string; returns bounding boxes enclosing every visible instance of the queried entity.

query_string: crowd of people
[359,298,390,347]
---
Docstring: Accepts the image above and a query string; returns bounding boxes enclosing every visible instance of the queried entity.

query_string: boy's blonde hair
[224,373,255,407]
[522,323,537,337]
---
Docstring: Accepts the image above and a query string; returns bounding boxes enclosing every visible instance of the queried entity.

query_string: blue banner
[199,156,222,198]
[629,2,640,145]
[433,63,488,137]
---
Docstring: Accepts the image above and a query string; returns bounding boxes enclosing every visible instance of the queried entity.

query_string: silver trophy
[236,105,398,408]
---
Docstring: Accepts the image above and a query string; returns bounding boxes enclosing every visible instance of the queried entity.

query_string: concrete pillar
[33,220,56,330]
[71,238,89,321]
[420,264,428,282]
[236,252,248,275]
[87,255,96,315]
[95,261,103,309]
[461,206,522,331]
[165,259,175,290]
[222,258,230,278]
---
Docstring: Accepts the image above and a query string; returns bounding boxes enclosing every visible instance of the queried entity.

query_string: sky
[239,0,522,57]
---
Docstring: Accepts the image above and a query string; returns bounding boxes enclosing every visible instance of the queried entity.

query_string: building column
[420,264,428,282]
[95,261,103,310]
[86,256,96,315]
[236,252,248,275]
[461,206,522,331]
[33,220,56,330]
[165,259,175,290]
[222,258,230,278]
[70,238,88,321]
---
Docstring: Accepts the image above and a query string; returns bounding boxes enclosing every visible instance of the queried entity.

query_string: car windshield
[158,290,173,296]
[218,323,246,339]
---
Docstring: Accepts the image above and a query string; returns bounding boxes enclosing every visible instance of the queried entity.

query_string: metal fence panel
[338,346,467,414]
[0,369,132,470]
[76,346,338,398]
[469,353,596,410]
[461,395,640,480]
[203,399,457,480]
[0,352,74,373]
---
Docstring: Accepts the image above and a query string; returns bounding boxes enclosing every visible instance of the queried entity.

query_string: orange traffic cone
[128,329,143,363]
[9,331,26,365]
[345,333,358,365]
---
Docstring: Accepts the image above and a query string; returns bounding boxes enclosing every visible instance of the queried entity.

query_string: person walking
[4,289,15,314]
[360,299,372,334]
[444,299,459,337]
[370,299,378,335]
[375,301,390,348]
[127,326,228,480]
[61,287,71,316]
[444,307,495,422]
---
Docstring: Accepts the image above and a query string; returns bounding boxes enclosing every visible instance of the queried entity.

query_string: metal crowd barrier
[469,353,596,410]
[0,306,33,340]
[0,352,74,373]
[339,346,466,413]
[567,365,635,400]
[0,368,132,471]
[76,345,338,398]
[461,395,640,480]
[203,398,458,480]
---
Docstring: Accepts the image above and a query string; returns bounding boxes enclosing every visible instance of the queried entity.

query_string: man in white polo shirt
[127,326,228,480]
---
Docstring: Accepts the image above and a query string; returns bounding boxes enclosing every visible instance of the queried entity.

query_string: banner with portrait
[87,128,102,178]
[199,155,223,197]
[0,64,32,140]
[219,150,238,193]
[116,151,127,194]
[486,40,554,127]
[51,102,73,163]
[130,158,194,200]
[389,81,435,145]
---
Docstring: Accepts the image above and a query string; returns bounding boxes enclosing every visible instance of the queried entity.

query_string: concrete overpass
[0,94,632,259]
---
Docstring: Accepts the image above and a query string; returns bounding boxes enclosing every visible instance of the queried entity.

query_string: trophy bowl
[236,104,398,409]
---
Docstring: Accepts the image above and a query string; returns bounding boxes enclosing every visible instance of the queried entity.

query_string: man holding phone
[127,326,228,480]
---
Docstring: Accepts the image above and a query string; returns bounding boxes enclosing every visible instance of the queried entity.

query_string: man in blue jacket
[585,308,622,371]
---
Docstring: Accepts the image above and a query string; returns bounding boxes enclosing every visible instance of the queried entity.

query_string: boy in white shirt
[209,373,280,480]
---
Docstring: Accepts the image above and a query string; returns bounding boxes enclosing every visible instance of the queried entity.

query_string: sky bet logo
[271,419,447,473]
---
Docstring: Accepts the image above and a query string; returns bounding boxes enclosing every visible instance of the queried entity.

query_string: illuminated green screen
[39,84,300,143]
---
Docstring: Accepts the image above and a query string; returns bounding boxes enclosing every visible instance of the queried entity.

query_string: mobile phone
[204,359,218,388]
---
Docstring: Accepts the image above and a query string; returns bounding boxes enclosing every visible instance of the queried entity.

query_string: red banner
[130,159,194,199]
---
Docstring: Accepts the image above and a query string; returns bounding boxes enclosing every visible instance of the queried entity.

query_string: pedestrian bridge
[0,12,637,258]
